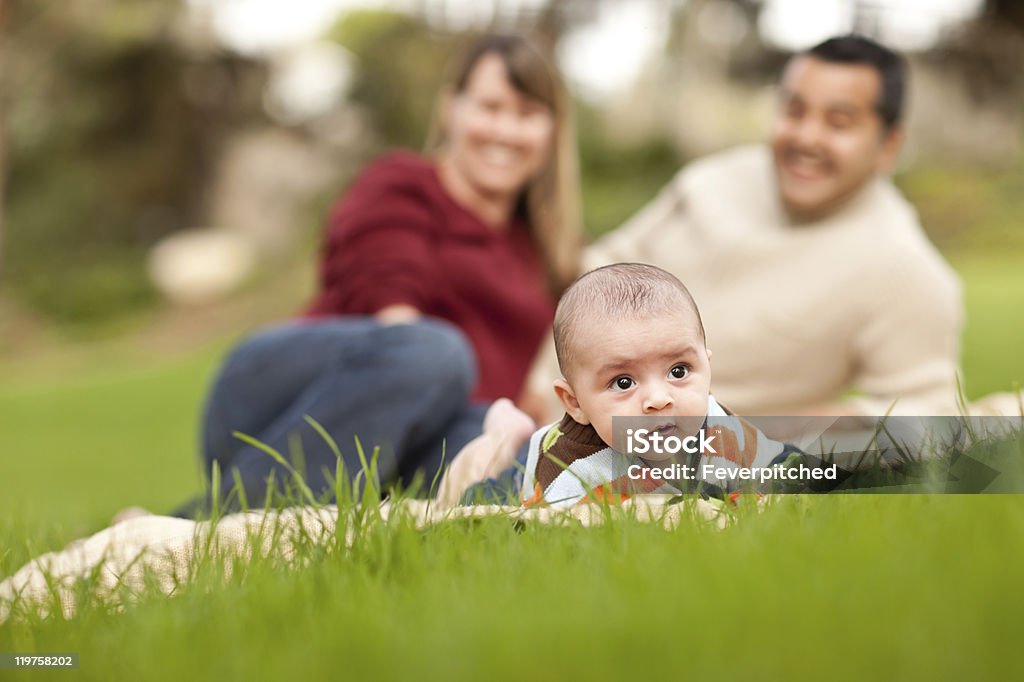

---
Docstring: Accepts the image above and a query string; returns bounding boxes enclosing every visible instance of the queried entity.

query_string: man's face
[770,55,902,222]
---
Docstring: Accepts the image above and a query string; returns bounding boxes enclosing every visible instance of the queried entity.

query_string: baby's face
[557,310,712,457]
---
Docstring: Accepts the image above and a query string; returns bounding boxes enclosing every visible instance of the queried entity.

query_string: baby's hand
[435,398,535,508]
[483,398,537,456]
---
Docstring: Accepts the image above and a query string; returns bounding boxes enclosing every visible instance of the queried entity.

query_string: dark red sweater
[305,151,556,402]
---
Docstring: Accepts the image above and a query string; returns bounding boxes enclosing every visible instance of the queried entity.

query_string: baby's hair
[553,263,706,376]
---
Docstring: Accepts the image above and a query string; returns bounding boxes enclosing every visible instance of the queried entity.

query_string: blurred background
[1,0,1022,530]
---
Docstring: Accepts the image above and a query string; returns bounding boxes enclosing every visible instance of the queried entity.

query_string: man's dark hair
[804,35,907,130]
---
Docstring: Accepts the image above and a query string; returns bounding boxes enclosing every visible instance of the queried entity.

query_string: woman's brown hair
[426,33,582,296]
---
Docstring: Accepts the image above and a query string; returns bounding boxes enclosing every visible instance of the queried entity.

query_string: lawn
[2,496,1024,681]
[1,252,1022,680]
[954,255,1024,397]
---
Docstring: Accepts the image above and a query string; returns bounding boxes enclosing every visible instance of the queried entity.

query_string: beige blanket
[0,496,725,623]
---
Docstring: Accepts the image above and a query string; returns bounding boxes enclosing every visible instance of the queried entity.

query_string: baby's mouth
[652,423,678,437]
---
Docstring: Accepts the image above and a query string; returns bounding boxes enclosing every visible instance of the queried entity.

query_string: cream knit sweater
[530,145,967,417]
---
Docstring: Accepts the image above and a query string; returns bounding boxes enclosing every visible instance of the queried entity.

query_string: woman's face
[444,52,555,205]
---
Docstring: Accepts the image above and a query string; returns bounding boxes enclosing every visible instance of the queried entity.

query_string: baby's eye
[611,376,635,392]
[669,365,690,380]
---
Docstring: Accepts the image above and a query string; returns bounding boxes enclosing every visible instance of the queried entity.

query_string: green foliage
[575,103,683,238]
[11,248,157,327]
[1,0,263,327]
[326,10,456,150]
[953,256,1024,399]
[4,154,159,324]
[897,162,1024,254]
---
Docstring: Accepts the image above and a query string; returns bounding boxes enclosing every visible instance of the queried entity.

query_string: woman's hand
[375,304,422,325]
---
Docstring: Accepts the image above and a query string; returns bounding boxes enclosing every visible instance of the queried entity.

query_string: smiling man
[771,39,905,224]
[528,35,964,417]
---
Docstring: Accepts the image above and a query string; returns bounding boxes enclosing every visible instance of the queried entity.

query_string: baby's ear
[553,378,589,425]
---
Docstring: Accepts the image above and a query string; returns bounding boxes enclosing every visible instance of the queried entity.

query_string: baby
[438,263,798,508]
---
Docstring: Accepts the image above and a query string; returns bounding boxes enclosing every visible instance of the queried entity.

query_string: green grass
[0,348,218,538]
[954,255,1024,398]
[2,495,1024,681]
[0,253,1022,680]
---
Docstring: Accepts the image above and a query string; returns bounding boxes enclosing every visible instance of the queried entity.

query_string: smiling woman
[436,54,555,226]
[166,33,583,517]
[427,34,581,292]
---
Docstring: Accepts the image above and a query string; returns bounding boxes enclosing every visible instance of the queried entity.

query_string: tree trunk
[0,0,9,279]
[987,0,1024,32]
[0,115,6,279]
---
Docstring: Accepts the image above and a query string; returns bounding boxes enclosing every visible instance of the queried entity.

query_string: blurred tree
[575,101,682,238]
[924,0,1024,106]
[0,0,267,326]
[665,0,786,85]
[987,0,1024,31]
[326,10,456,150]
[0,0,9,277]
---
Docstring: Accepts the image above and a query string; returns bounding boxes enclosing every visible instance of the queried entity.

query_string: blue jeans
[171,317,487,517]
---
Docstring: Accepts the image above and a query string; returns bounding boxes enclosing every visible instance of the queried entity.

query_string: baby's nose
[642,388,673,413]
